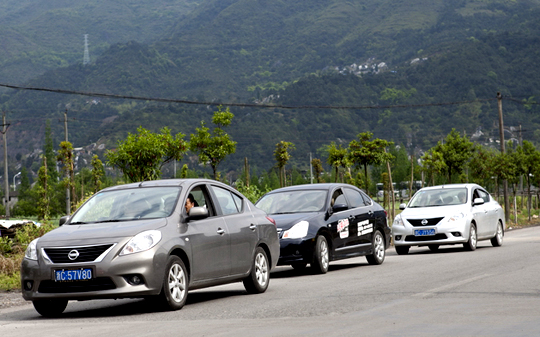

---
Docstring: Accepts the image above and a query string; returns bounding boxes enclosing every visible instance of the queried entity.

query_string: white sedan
[392,183,505,254]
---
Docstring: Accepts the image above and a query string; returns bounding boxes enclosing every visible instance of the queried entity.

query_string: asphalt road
[1,226,539,337]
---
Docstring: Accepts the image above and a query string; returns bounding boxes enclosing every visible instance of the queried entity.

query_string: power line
[0,82,497,110]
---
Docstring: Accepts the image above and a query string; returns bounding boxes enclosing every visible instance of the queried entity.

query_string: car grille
[43,244,114,264]
[406,217,444,227]
[405,234,448,241]
[38,278,116,293]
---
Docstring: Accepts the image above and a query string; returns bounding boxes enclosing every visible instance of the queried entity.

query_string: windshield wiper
[69,221,87,225]
[95,219,122,223]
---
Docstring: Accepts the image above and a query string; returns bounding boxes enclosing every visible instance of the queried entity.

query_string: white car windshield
[256,190,327,214]
[70,187,181,224]
[408,188,467,207]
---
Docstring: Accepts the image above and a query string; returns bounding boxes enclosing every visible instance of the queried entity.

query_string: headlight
[448,213,465,222]
[393,214,404,226]
[121,230,162,255]
[25,238,39,260]
[282,221,309,239]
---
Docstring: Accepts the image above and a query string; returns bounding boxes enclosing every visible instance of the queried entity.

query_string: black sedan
[255,183,391,273]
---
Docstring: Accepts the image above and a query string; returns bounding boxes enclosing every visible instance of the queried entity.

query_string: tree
[517,141,540,220]
[420,149,446,186]
[311,158,324,183]
[44,120,58,183]
[347,132,393,192]
[326,142,348,182]
[189,106,237,180]
[107,126,187,183]
[274,141,295,187]
[91,155,104,193]
[57,141,76,212]
[36,157,51,220]
[433,129,474,183]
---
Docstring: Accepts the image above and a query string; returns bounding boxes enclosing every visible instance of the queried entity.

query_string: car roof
[100,179,225,192]
[418,183,481,191]
[265,183,361,194]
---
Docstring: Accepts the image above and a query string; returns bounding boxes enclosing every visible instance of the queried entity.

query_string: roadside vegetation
[2,109,540,291]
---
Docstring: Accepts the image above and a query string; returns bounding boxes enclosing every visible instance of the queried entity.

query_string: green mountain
[2,0,540,178]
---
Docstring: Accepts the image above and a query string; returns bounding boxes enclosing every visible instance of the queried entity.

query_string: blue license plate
[414,229,436,236]
[54,268,93,282]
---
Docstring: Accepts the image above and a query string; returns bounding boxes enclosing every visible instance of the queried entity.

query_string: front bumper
[277,237,316,265]
[21,247,167,301]
[392,220,469,247]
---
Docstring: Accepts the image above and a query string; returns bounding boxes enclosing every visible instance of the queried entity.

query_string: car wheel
[159,255,188,310]
[395,246,410,255]
[428,245,439,252]
[291,262,307,270]
[491,221,504,247]
[32,299,68,317]
[243,247,270,294]
[311,235,329,274]
[463,223,477,251]
[366,230,385,265]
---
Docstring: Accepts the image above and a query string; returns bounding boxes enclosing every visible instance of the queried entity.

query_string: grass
[0,222,56,291]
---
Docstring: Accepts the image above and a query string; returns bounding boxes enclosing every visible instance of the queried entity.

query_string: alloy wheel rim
[471,226,477,247]
[255,252,268,286]
[168,264,186,303]
[374,234,384,260]
[320,240,329,269]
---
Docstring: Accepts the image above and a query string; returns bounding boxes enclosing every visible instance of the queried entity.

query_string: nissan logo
[421,219,428,226]
[68,250,80,260]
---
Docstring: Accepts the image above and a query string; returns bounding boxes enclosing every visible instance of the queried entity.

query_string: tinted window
[256,190,326,213]
[332,189,347,207]
[344,188,364,208]
[359,190,373,206]
[211,185,241,215]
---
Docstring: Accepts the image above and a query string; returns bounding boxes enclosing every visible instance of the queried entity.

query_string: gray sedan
[21,179,279,317]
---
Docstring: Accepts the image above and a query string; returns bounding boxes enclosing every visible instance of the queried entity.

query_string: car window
[186,185,215,217]
[332,189,347,207]
[359,190,373,206]
[70,187,181,223]
[408,188,467,207]
[211,185,242,215]
[255,190,326,213]
[344,188,364,208]
[477,189,490,203]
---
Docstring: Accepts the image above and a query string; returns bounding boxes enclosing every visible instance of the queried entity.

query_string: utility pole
[64,109,70,214]
[2,111,9,219]
[309,153,313,184]
[497,92,510,223]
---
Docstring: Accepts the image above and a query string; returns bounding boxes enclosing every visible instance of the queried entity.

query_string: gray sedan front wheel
[159,255,188,310]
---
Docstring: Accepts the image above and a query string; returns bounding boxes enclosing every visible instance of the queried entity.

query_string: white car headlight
[282,221,309,239]
[25,238,39,260]
[393,214,404,226]
[121,230,162,255]
[448,212,465,222]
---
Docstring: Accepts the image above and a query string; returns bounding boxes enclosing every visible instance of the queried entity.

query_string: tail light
[266,216,277,227]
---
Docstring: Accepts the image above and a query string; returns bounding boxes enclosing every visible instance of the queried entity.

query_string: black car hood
[270,212,320,230]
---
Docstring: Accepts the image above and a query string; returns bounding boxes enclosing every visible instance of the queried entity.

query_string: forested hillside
[1,0,540,179]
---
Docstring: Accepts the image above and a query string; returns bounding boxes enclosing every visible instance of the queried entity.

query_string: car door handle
[217,228,226,235]
[249,224,257,231]
[348,215,355,220]
[368,210,374,216]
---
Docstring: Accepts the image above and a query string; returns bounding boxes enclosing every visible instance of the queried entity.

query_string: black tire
[428,245,440,252]
[158,255,188,311]
[291,262,307,270]
[32,299,68,317]
[366,230,386,265]
[243,247,270,294]
[463,223,477,251]
[491,221,504,247]
[311,235,330,274]
[395,246,410,255]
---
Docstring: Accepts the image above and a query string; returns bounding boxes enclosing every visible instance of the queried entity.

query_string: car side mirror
[332,203,348,213]
[186,206,209,221]
[473,197,485,206]
[399,203,407,210]
[59,215,70,226]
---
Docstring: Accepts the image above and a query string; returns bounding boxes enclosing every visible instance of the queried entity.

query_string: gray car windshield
[256,190,327,214]
[408,188,467,207]
[70,187,181,223]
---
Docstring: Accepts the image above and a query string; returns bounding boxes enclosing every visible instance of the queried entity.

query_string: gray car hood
[37,218,168,246]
